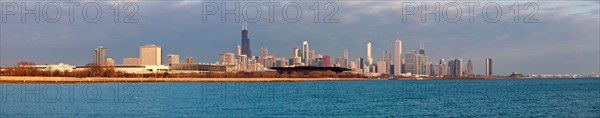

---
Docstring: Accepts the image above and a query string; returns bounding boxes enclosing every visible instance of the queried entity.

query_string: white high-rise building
[293,48,299,58]
[236,45,242,56]
[238,55,248,71]
[486,58,493,76]
[93,46,107,66]
[344,49,349,59]
[394,39,403,75]
[344,49,349,68]
[302,41,309,64]
[293,48,301,66]
[438,59,448,76]
[366,41,373,66]
[140,44,162,65]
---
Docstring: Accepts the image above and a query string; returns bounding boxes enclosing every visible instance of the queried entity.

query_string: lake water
[1,78,599,117]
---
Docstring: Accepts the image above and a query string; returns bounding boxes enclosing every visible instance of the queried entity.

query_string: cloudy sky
[1,0,598,75]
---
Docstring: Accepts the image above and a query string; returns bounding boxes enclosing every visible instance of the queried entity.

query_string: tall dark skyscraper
[486,58,493,76]
[448,60,455,76]
[241,22,251,57]
[358,58,364,72]
[419,41,425,54]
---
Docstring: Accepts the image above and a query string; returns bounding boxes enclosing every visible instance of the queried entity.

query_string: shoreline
[1,76,596,84]
[0,76,369,83]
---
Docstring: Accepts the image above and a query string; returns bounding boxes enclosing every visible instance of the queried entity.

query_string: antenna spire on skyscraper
[242,21,247,30]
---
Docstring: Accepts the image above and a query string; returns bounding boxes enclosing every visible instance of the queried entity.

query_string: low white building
[111,65,169,74]
[21,63,76,72]
[46,63,76,71]
[75,65,169,74]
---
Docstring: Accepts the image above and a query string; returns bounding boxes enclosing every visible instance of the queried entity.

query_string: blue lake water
[1,78,599,117]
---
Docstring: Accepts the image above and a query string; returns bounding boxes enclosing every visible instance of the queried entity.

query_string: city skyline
[1,1,599,117]
[0,1,598,75]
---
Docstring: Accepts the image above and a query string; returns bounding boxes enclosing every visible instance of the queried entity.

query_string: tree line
[0,61,366,78]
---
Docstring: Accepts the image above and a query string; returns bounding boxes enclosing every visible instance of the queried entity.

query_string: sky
[1,0,599,75]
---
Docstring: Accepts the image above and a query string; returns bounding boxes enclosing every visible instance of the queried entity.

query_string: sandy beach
[0,76,368,83]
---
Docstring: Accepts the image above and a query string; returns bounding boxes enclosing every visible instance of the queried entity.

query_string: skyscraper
[293,48,299,58]
[486,58,493,76]
[351,60,358,72]
[260,48,269,59]
[434,64,441,76]
[167,54,180,65]
[438,59,448,76]
[377,60,387,74]
[293,48,300,66]
[366,41,373,65]
[385,50,391,74]
[238,55,247,71]
[241,22,251,57]
[405,50,418,75]
[425,62,433,76]
[322,55,332,67]
[236,45,242,56]
[344,49,349,60]
[419,41,425,54]
[455,59,463,76]
[466,60,473,76]
[344,49,349,68]
[401,57,406,74]
[93,46,107,66]
[448,60,455,76]
[358,58,364,72]
[417,42,428,75]
[394,39,403,75]
[308,50,315,66]
[308,50,315,60]
[417,54,427,75]
[140,44,162,65]
[302,41,309,64]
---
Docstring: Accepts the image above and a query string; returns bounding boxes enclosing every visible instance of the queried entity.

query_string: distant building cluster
[5,23,507,77]
[208,23,498,78]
